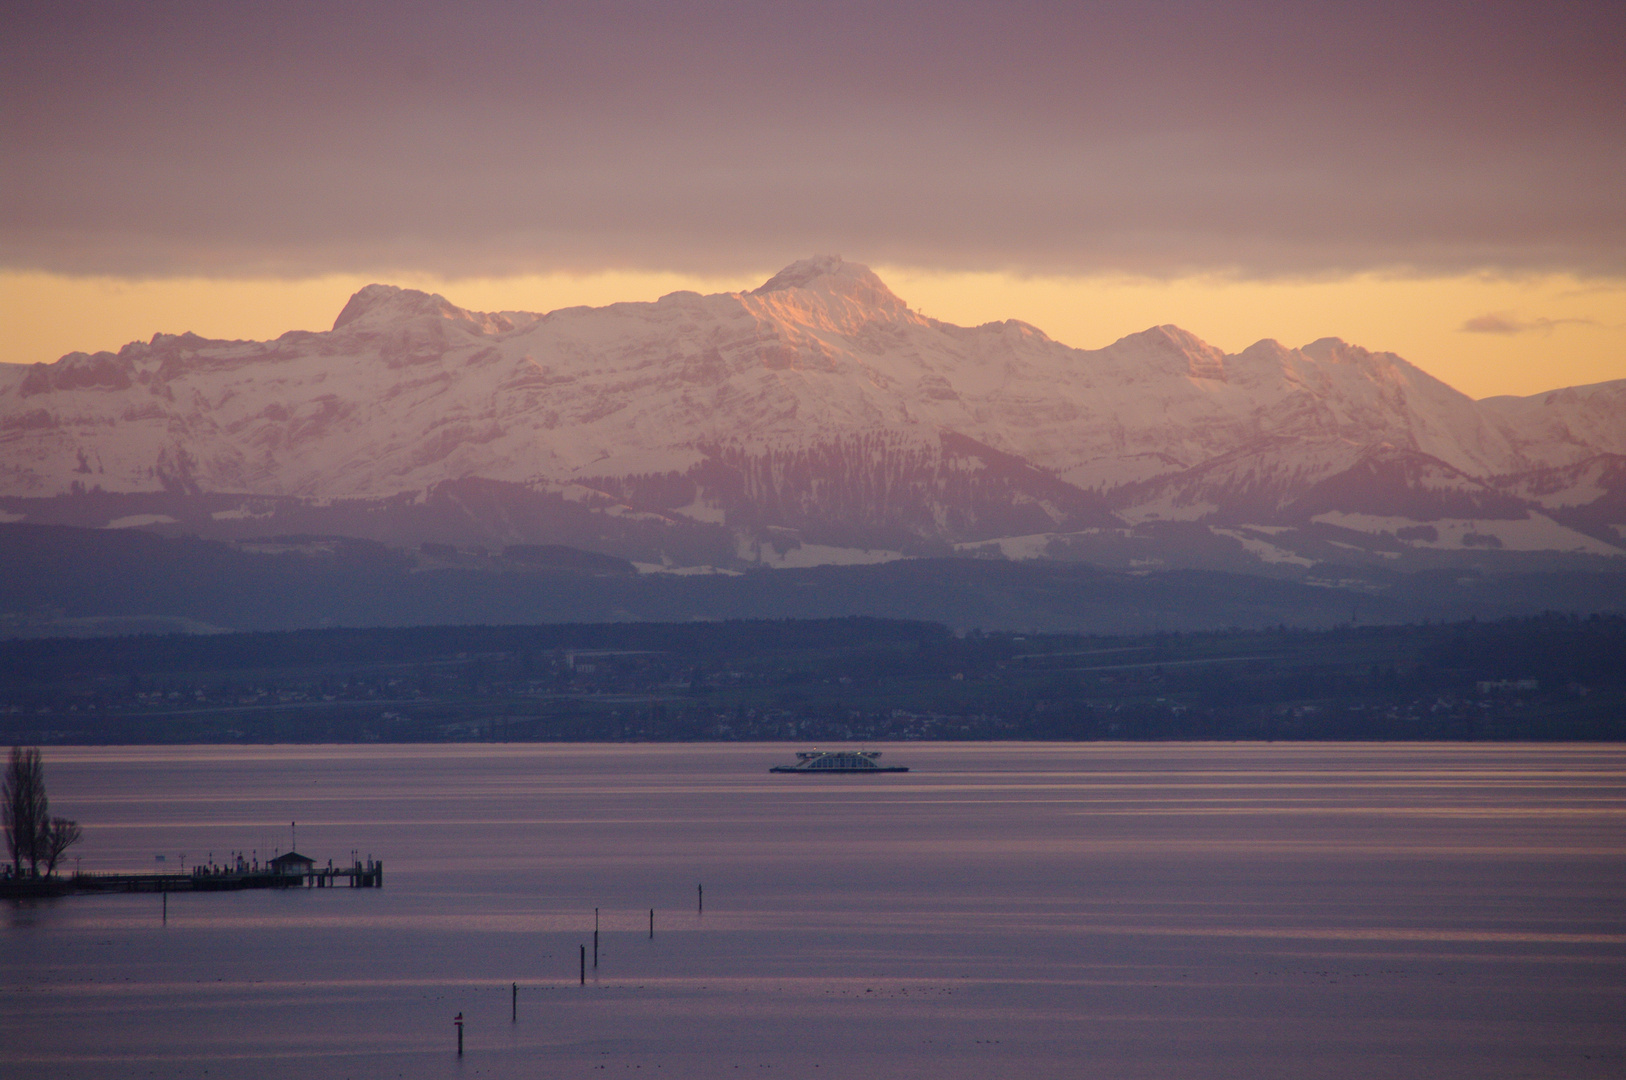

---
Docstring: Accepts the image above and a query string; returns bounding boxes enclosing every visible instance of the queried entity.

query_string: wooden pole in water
[512,982,517,1021]
[454,1013,464,1055]
[649,908,654,939]
[698,883,703,913]
[594,908,599,967]
[580,944,585,985]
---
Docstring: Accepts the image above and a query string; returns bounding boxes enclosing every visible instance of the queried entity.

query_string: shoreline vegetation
[1,614,1621,744]
[3,746,81,885]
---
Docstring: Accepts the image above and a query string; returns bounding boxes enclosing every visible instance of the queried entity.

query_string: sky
[3,0,1623,398]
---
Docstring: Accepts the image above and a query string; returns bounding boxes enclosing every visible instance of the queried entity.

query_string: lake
[3,743,1623,1078]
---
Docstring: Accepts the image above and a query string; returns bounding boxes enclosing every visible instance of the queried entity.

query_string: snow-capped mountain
[2,256,1622,570]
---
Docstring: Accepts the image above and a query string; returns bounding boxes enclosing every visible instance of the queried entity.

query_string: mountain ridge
[2,257,1622,574]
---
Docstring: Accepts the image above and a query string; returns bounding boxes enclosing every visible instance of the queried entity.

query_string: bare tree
[4,750,86,879]
[41,817,83,878]
[4,746,48,876]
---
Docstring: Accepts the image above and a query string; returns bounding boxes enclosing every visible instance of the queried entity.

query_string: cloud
[1460,313,1598,335]
[3,1,1624,280]
[1462,314,1528,335]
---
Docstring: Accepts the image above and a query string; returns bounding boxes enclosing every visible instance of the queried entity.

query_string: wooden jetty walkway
[1,856,382,899]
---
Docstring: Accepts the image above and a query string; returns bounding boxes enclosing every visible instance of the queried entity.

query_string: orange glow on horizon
[2,268,1622,400]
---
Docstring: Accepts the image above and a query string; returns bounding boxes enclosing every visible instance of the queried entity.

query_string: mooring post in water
[649,908,654,939]
[512,982,517,1021]
[580,944,585,985]
[454,1012,464,1055]
[698,883,703,913]
[594,907,599,967]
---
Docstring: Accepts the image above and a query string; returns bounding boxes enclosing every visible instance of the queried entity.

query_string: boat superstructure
[769,749,909,774]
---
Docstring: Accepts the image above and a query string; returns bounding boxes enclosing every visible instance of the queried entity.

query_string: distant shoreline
[4,615,1622,744]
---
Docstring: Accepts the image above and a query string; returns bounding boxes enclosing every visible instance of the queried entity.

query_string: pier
[1,857,382,898]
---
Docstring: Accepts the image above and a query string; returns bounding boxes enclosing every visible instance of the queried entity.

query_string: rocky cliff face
[2,257,1622,570]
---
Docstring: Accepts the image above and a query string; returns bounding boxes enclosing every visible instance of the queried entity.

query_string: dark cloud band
[3,1,1622,279]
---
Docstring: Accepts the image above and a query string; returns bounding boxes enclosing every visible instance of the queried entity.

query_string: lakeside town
[3,615,1620,744]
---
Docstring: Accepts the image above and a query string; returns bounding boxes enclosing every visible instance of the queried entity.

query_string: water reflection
[3,743,1624,1078]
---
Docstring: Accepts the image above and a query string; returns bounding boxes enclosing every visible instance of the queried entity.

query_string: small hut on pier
[269,851,315,877]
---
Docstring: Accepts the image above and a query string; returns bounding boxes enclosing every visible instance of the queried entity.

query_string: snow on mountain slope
[1041,330,1527,488]
[1309,510,1620,556]
[0,256,1622,567]
[1489,454,1626,547]
[1480,379,1626,467]
[1495,453,1626,511]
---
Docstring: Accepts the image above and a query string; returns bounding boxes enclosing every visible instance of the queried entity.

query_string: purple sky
[3,0,1623,280]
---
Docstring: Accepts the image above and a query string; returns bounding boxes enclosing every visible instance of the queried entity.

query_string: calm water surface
[3,743,1623,1079]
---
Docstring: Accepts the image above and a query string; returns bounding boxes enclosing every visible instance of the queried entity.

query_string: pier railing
[1,860,382,898]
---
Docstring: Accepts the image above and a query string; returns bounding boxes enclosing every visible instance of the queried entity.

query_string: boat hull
[769,765,909,773]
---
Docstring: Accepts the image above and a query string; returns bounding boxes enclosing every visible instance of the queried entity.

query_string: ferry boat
[769,749,909,774]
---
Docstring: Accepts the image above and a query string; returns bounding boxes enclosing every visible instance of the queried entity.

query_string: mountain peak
[1113,324,1228,381]
[1301,336,1358,359]
[752,256,906,314]
[332,284,471,331]
[333,284,404,329]
[754,255,859,292]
